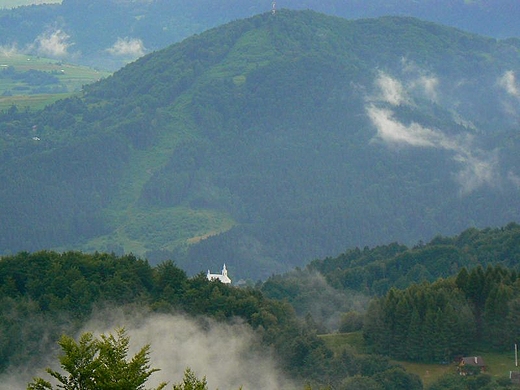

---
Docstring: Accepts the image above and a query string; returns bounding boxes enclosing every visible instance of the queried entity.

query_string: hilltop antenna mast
[272,0,276,14]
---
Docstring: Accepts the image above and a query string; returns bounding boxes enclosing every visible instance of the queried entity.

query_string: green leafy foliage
[27,328,166,390]
[171,368,208,390]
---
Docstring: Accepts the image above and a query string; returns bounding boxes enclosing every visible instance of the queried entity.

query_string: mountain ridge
[1,10,520,279]
[2,0,520,70]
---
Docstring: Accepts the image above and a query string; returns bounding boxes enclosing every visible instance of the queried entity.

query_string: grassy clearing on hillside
[0,93,73,111]
[320,332,368,355]
[319,332,520,387]
[396,361,453,387]
[81,207,236,258]
[205,29,275,82]
[77,93,236,261]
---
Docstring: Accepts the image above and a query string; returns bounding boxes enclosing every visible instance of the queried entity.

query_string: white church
[206,264,231,284]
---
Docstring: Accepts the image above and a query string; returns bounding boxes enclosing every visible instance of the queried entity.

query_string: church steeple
[206,264,232,284]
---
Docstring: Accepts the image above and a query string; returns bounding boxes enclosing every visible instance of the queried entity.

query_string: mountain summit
[1,10,520,278]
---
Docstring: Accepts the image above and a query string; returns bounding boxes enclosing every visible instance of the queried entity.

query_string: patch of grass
[472,350,518,377]
[318,333,520,387]
[0,53,110,111]
[81,206,235,258]
[204,29,275,81]
[319,332,452,386]
[397,361,454,387]
[0,93,73,111]
[319,332,367,355]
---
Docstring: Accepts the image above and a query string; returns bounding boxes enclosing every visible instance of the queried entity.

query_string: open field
[0,93,73,111]
[0,52,111,111]
[319,332,520,387]
[0,0,61,9]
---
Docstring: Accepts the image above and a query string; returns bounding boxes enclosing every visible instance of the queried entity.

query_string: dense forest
[261,223,520,328]
[363,264,520,361]
[3,223,520,388]
[0,250,421,390]
[1,11,520,281]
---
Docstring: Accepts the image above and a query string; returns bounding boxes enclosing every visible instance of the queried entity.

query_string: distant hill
[1,10,520,279]
[260,222,520,330]
[0,0,519,70]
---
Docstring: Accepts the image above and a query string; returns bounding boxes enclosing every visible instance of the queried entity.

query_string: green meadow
[0,52,110,111]
[319,332,520,387]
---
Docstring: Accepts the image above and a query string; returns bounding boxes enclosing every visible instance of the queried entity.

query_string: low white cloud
[400,58,440,103]
[367,105,448,147]
[0,44,18,57]
[33,29,71,58]
[508,171,520,189]
[497,70,520,119]
[498,70,519,98]
[454,150,498,194]
[106,37,145,57]
[366,71,499,194]
[374,72,410,106]
[413,75,439,102]
[130,315,295,389]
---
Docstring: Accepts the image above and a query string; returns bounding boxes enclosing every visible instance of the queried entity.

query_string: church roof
[207,264,231,284]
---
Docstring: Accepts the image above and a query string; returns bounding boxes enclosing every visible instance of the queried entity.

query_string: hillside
[261,223,520,330]
[1,11,520,279]
[1,0,519,70]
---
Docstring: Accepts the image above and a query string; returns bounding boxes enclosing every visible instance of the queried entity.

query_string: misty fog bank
[0,307,299,390]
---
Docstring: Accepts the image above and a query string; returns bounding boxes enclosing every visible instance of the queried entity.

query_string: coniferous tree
[484,283,512,348]
[506,298,520,347]
[405,308,423,360]
[392,298,411,359]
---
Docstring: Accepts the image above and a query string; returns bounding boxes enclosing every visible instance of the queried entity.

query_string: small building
[207,264,231,284]
[458,356,486,375]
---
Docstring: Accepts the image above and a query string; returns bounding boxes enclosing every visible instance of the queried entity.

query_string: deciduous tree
[27,328,166,390]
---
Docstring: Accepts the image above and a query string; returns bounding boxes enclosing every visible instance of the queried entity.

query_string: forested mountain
[257,223,520,386]
[2,10,520,280]
[1,0,519,70]
[261,223,520,330]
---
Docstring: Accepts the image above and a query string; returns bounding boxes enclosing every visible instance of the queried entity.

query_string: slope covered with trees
[258,223,520,388]
[262,223,520,326]
[1,11,520,280]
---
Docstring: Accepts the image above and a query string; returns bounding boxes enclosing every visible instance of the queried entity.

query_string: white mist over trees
[15,308,299,390]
